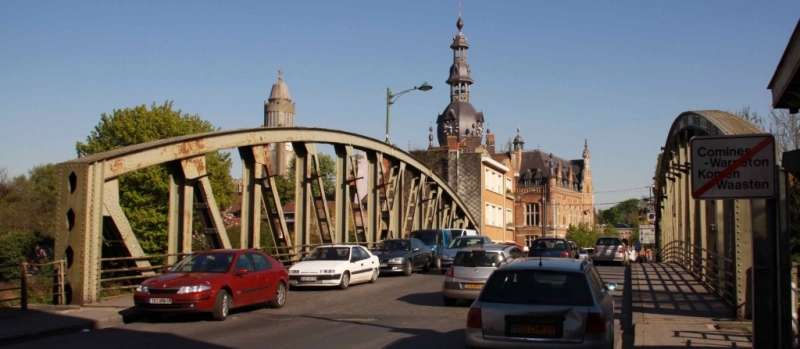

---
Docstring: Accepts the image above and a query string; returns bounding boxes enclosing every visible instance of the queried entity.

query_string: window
[249,253,272,271]
[506,209,513,226]
[525,203,540,226]
[350,247,363,261]
[486,203,502,227]
[506,177,513,193]
[358,246,371,258]
[524,235,539,247]
[480,270,594,306]
[234,254,254,272]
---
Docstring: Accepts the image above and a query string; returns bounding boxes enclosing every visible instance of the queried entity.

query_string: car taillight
[560,252,570,257]
[586,312,606,333]
[467,307,482,328]
[445,267,455,278]
[618,247,625,254]
[594,247,600,254]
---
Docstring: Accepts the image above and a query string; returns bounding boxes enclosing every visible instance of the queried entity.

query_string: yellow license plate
[464,283,483,290]
[511,324,556,335]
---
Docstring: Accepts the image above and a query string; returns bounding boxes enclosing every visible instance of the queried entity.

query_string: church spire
[447,9,473,102]
[582,139,591,164]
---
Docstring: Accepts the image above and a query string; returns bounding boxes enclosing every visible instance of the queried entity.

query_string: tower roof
[269,69,291,100]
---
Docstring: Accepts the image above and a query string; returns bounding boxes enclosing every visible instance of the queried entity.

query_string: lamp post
[385,82,432,144]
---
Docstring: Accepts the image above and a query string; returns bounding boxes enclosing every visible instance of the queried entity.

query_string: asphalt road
[9,264,628,349]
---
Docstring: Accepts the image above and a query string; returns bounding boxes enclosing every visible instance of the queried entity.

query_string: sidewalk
[0,296,140,346]
[629,263,753,348]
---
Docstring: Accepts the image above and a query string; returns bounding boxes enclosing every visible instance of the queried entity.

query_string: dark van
[409,229,453,269]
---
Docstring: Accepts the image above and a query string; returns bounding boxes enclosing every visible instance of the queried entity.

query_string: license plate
[380,263,388,267]
[300,276,317,282]
[510,324,556,335]
[149,298,172,304]
[464,283,483,290]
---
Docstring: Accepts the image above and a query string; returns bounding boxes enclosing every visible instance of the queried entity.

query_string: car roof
[499,257,590,272]
[456,244,515,252]
[313,244,359,248]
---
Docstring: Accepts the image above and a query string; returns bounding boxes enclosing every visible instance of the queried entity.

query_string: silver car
[466,258,618,349]
[442,244,525,306]
[592,236,629,266]
[440,235,493,272]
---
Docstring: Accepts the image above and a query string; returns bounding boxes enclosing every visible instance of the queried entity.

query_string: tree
[0,164,58,238]
[277,154,337,204]
[566,222,601,248]
[598,198,642,225]
[75,101,234,254]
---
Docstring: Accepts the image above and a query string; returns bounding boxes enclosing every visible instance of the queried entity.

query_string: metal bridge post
[366,152,380,244]
[735,199,752,320]
[293,142,313,251]
[237,146,260,248]
[334,145,351,243]
[102,179,152,274]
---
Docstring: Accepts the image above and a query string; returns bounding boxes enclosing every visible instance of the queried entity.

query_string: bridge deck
[631,263,752,348]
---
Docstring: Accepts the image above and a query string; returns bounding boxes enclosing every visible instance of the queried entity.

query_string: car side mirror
[235,268,249,276]
[412,247,420,252]
[605,282,618,291]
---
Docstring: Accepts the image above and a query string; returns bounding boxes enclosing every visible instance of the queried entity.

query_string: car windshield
[171,253,234,273]
[305,247,351,261]
[448,237,485,249]
[481,270,594,306]
[376,240,410,251]
[531,239,568,250]
[410,231,437,246]
[596,238,621,246]
[454,251,502,267]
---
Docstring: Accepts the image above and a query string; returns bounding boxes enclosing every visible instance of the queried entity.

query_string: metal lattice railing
[0,260,66,309]
[660,240,736,309]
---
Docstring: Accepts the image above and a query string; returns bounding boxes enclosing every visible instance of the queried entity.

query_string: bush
[0,231,52,279]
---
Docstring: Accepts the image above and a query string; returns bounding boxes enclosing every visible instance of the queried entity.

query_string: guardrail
[0,260,66,309]
[98,242,379,300]
[659,240,736,310]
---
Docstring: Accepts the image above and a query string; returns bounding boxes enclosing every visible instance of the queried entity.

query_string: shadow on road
[395,291,471,308]
[303,315,466,349]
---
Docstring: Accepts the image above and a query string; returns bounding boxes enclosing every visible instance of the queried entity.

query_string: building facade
[264,69,296,176]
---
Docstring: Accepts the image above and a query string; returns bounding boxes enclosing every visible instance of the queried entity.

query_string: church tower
[264,69,296,176]
[436,12,485,150]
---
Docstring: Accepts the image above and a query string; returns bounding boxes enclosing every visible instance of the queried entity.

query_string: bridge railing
[97,242,380,300]
[0,260,66,309]
[660,240,736,309]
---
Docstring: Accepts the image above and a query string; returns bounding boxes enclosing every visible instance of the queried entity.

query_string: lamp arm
[388,87,418,103]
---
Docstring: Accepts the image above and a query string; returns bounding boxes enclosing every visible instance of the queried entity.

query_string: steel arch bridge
[54,127,478,305]
[655,110,765,320]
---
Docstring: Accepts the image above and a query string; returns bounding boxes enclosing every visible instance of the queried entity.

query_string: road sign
[639,224,655,244]
[634,240,642,252]
[647,213,655,223]
[690,134,776,200]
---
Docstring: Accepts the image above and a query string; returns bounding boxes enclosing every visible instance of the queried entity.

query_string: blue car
[527,238,574,258]
[409,229,454,269]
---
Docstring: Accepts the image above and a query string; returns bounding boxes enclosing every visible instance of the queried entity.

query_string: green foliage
[226,225,275,250]
[0,165,59,239]
[0,232,51,279]
[602,225,620,236]
[566,222,601,248]
[598,198,642,225]
[75,101,234,255]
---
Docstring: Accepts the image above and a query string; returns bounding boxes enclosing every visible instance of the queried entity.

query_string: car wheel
[338,272,350,290]
[269,282,287,309]
[212,289,231,321]
[422,258,431,272]
[369,268,379,283]
[403,260,413,276]
[443,296,457,307]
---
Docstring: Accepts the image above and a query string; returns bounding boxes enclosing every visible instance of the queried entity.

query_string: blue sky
[1,1,797,208]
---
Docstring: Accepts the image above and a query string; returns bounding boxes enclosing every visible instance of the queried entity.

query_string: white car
[288,245,380,290]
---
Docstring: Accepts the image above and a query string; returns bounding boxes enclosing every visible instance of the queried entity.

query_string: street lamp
[385,82,432,144]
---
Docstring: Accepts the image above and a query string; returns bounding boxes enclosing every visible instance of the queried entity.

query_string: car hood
[142,272,222,288]
[371,250,410,259]
[290,260,348,272]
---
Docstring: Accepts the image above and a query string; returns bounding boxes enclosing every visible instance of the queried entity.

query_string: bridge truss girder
[55,127,478,304]
[655,111,763,320]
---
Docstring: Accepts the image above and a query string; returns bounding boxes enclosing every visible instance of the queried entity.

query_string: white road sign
[639,224,655,244]
[690,134,776,200]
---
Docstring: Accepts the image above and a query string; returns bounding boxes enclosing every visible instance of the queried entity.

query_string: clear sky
[1,1,797,208]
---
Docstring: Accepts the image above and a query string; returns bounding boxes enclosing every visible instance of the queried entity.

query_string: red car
[134,249,288,321]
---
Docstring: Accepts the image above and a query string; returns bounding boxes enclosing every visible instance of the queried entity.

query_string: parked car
[465,257,618,349]
[371,238,432,276]
[409,229,454,269]
[568,240,580,259]
[440,235,493,272]
[288,245,379,290]
[133,249,289,321]
[593,236,629,266]
[578,248,591,261]
[443,228,478,240]
[527,238,574,258]
[442,244,525,306]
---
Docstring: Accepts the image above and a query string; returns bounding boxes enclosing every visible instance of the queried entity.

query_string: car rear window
[480,270,594,306]
[410,231,438,246]
[530,239,568,250]
[454,251,502,267]
[596,238,621,246]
